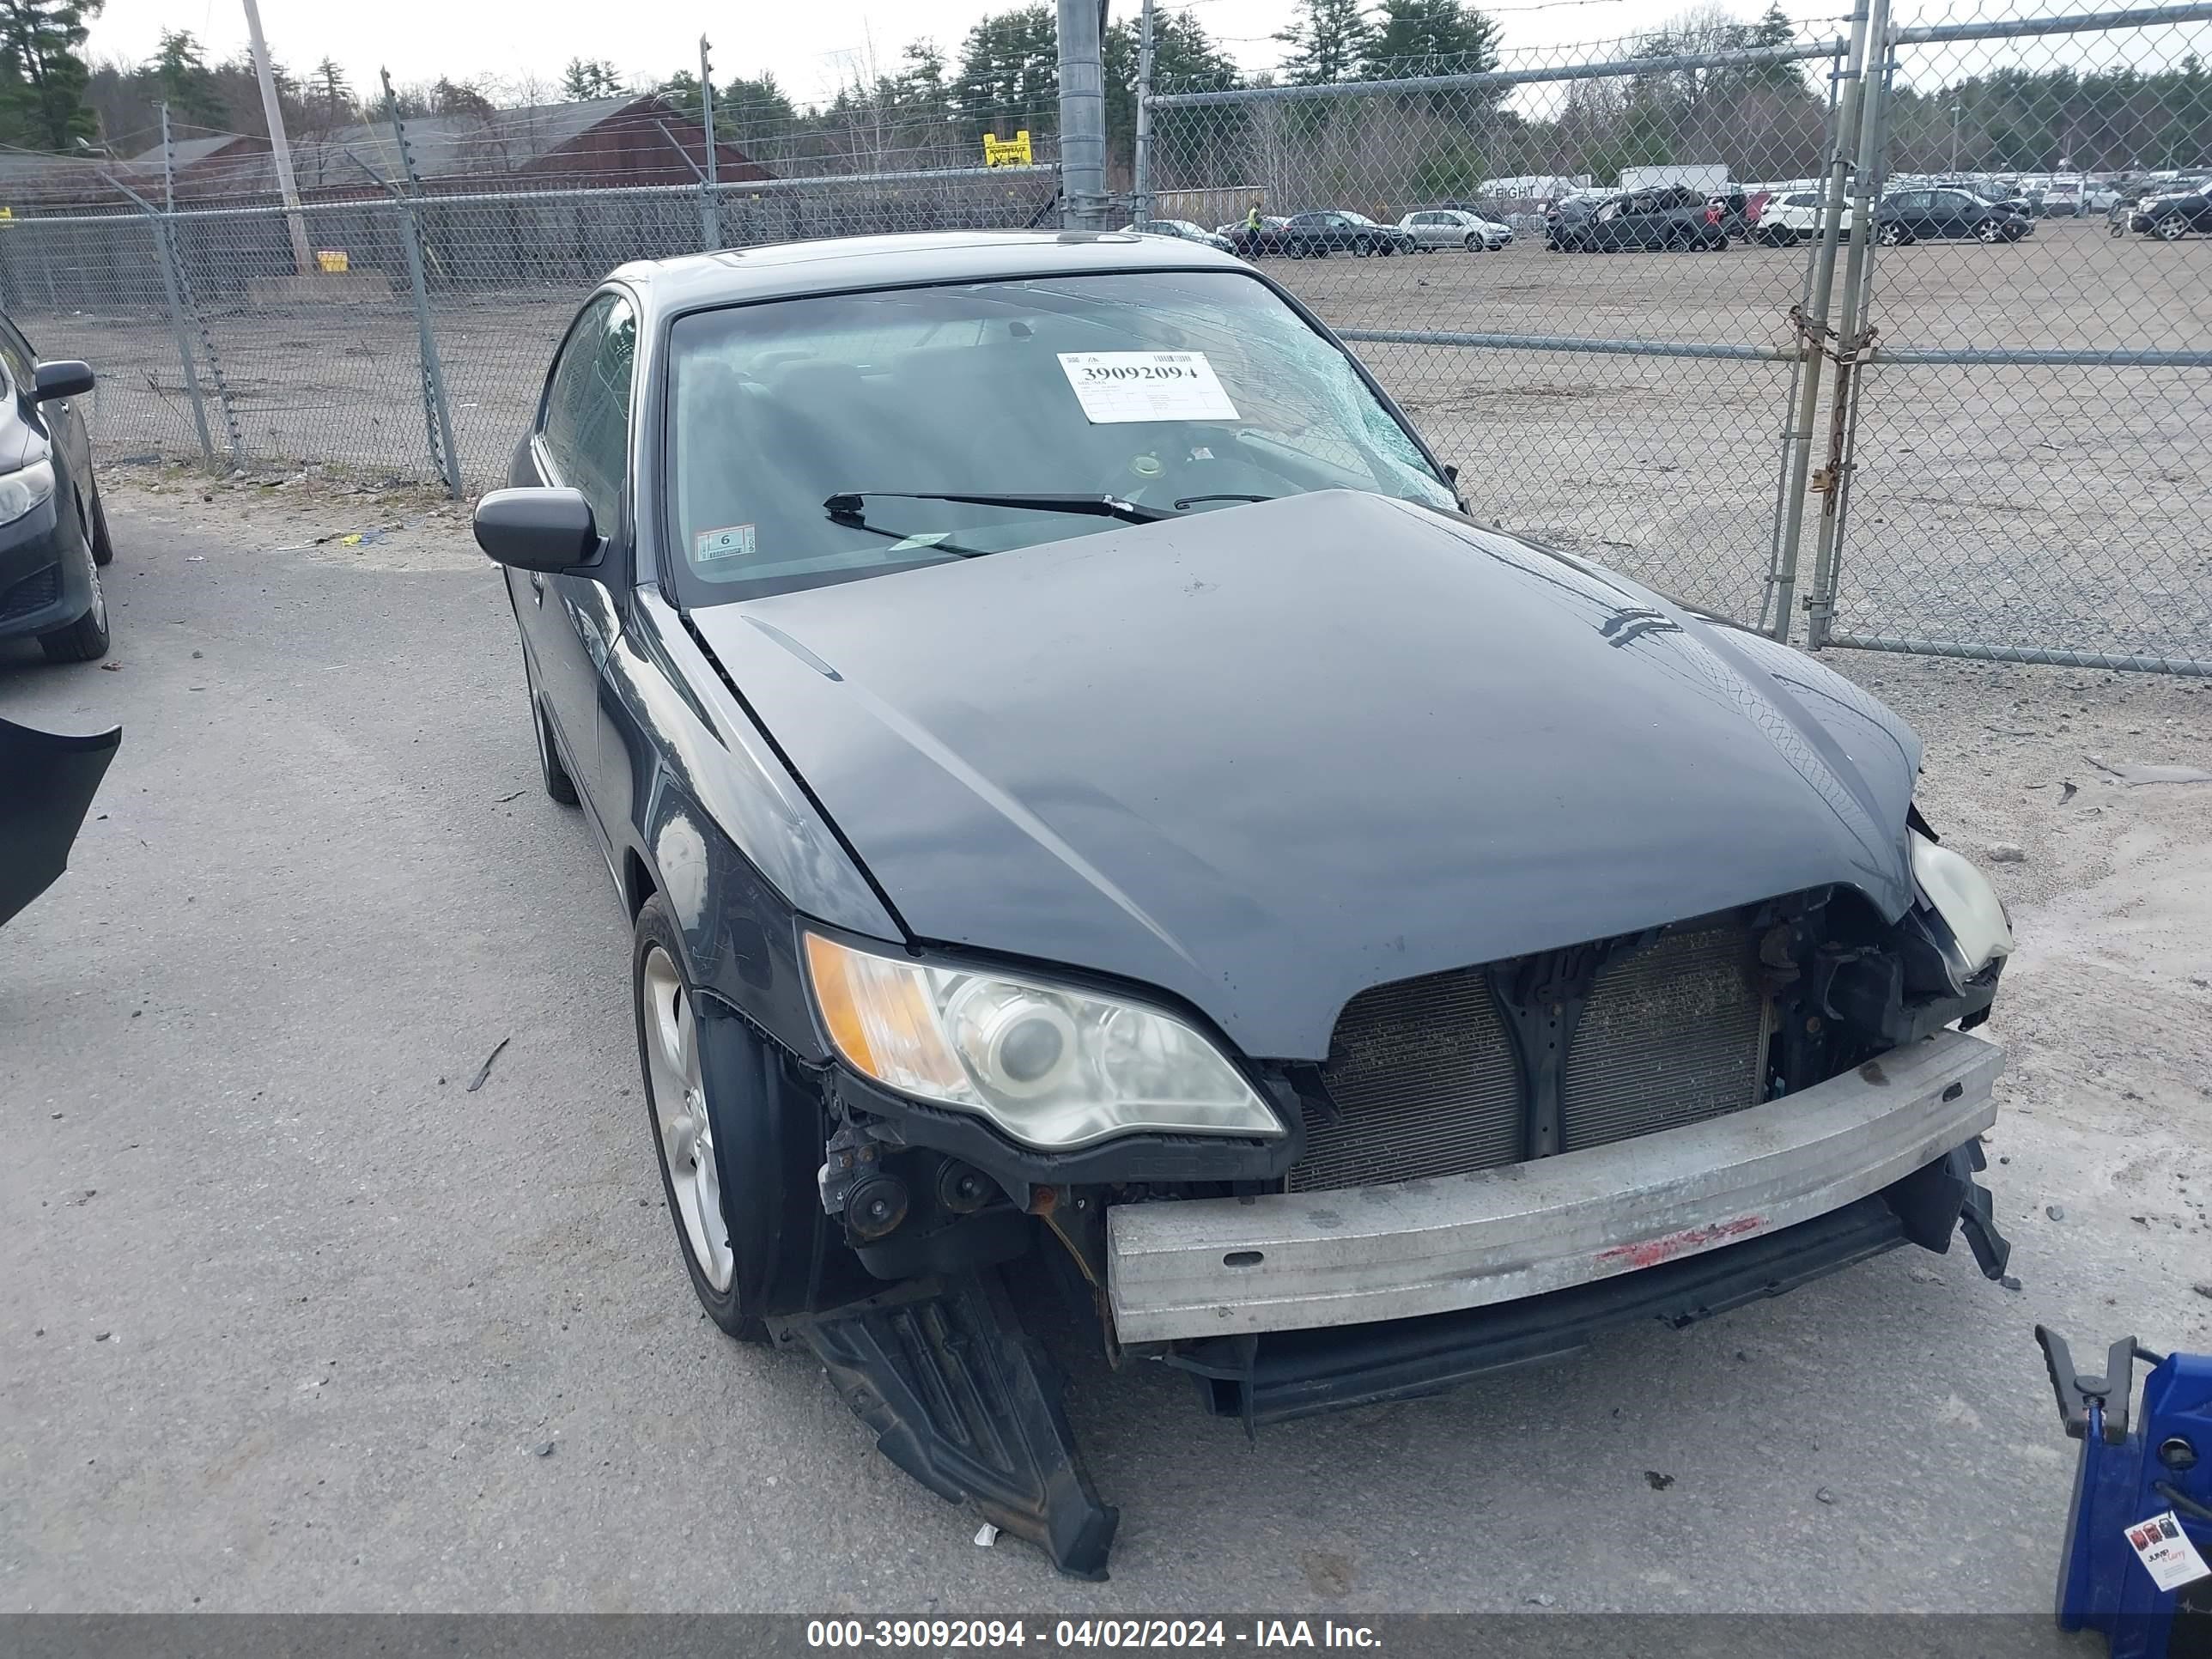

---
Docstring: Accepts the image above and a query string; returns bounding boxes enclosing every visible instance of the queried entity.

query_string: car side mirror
[32,361,94,402]
[473,487,602,575]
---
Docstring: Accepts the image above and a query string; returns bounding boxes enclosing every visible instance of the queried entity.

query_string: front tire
[1976,217,2002,244]
[1878,222,1910,247]
[633,896,851,1343]
[2157,216,2187,241]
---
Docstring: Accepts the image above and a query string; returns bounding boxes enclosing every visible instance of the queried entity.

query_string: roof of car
[609,230,1244,317]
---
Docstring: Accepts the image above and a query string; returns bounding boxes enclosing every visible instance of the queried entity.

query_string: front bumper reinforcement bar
[1107,1029,2004,1344]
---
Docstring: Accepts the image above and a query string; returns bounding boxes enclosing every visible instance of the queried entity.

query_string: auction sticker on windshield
[1057,352,1239,424]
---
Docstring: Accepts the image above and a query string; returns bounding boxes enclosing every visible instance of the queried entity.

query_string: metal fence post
[1767,0,1882,644]
[395,200,462,497]
[1133,0,1157,230]
[1803,33,1896,651]
[381,70,462,495]
[149,213,216,468]
[699,35,720,251]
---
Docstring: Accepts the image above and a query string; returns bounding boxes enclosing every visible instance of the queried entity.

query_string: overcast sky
[83,0,1723,110]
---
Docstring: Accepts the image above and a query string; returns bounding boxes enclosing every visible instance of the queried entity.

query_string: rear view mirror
[32,361,94,402]
[473,487,601,575]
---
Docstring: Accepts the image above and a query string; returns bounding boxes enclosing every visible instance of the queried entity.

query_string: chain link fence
[2,6,2206,675]
[1141,0,2212,674]
[0,165,1060,492]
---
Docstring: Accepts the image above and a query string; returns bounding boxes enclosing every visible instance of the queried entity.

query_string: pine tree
[0,0,99,150]
[313,57,352,119]
[145,27,224,131]
[1275,0,1376,86]
[561,58,623,101]
[1362,0,1499,77]
[953,5,1059,138]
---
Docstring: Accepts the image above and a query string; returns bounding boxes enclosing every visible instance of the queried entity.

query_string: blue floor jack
[2038,1326,2212,1657]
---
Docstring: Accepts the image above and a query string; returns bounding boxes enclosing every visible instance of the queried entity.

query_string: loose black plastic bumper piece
[1165,1193,1927,1428]
[775,1270,1120,1580]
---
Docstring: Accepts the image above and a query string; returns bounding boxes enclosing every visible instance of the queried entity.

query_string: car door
[1933,191,1974,238]
[520,289,637,830]
[1889,191,1930,236]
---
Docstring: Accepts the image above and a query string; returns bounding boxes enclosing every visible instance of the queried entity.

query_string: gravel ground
[2,474,2207,1616]
[16,216,2208,664]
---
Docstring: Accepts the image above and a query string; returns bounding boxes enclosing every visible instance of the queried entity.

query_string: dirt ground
[3,471,2206,1616]
[22,216,2209,670]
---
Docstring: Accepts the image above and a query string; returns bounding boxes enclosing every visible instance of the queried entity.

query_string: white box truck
[1618,164,1730,196]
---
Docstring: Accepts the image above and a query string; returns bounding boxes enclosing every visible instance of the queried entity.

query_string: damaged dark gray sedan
[476,231,2015,1577]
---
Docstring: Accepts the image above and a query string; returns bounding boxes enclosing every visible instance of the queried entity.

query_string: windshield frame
[645,260,1461,609]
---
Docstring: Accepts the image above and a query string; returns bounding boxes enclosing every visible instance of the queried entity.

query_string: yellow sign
[315,248,349,273]
[0,207,13,222]
[982,131,1032,168]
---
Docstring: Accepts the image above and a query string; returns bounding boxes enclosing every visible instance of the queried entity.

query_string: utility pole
[1056,0,1108,228]
[241,0,314,275]
[1133,0,1156,229]
[1950,104,1961,173]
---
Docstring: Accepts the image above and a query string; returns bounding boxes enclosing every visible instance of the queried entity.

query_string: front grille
[0,562,58,622]
[1560,926,1770,1152]
[1291,920,1771,1192]
[1292,968,1520,1191]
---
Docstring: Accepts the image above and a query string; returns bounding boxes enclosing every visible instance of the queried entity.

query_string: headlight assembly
[1909,829,2014,978]
[0,459,55,526]
[802,933,1283,1150]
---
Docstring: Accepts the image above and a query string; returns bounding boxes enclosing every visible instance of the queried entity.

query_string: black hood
[691,492,1919,1059]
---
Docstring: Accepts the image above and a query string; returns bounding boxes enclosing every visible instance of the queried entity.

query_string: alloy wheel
[641,945,733,1292]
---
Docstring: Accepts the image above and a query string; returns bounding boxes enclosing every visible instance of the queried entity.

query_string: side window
[0,317,35,393]
[540,293,636,532]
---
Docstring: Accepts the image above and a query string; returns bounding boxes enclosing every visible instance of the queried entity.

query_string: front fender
[604,587,901,1059]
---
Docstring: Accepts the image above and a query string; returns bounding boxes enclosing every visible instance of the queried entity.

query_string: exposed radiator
[1293,967,1521,1191]
[1560,925,1770,1152]
[1291,921,1770,1193]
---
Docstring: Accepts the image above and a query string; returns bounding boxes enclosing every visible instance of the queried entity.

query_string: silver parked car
[1398,207,1514,251]
[1122,218,1239,254]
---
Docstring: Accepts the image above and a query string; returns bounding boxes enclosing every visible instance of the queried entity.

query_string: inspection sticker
[2125,1513,2211,1592]
[1057,351,1239,424]
[695,523,757,562]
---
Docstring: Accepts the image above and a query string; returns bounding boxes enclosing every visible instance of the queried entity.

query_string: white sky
[83,0,1718,112]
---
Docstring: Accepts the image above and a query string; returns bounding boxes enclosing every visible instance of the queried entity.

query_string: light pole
[241,0,313,275]
[1949,104,1961,173]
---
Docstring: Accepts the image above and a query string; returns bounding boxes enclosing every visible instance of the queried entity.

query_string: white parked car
[1754,190,1862,246]
[1398,208,1514,251]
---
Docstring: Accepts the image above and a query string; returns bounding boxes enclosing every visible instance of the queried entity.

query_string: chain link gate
[1140,3,2212,674]
[1812,1,2212,675]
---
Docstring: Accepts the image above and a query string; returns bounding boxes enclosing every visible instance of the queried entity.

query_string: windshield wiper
[1172,493,1277,510]
[825,489,1174,526]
